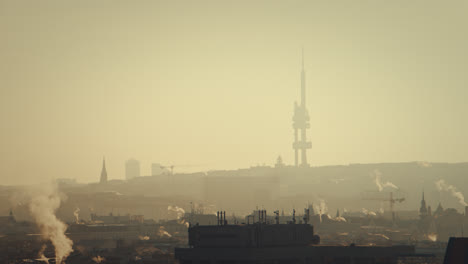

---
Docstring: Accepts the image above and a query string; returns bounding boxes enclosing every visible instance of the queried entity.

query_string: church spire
[100,156,108,184]
[419,190,428,218]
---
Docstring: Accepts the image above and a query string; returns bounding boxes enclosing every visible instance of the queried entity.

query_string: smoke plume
[92,256,106,263]
[168,205,185,219]
[28,183,73,264]
[157,226,172,238]
[372,170,398,191]
[37,245,49,264]
[435,179,468,206]
[361,208,377,216]
[73,207,80,224]
[313,199,328,223]
[334,216,347,222]
[168,205,190,227]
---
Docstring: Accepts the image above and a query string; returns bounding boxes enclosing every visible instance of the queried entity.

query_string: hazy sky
[1,0,467,184]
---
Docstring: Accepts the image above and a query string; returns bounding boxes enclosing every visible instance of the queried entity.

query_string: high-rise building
[125,159,140,180]
[151,163,164,176]
[292,51,312,167]
[100,157,108,183]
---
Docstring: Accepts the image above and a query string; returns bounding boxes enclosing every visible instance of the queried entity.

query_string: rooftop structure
[175,209,421,264]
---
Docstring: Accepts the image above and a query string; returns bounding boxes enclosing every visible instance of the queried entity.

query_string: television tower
[292,50,312,167]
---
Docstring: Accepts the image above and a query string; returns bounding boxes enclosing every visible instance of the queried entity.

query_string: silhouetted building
[175,211,419,264]
[0,209,16,225]
[125,158,140,180]
[443,237,468,264]
[275,155,285,168]
[292,51,311,167]
[100,157,108,183]
[420,191,428,218]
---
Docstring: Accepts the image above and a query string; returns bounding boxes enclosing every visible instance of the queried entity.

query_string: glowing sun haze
[1,0,467,184]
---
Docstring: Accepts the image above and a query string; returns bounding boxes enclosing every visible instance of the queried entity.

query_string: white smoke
[92,256,106,263]
[28,183,73,264]
[435,179,468,206]
[168,205,185,219]
[157,226,172,238]
[37,244,49,264]
[73,207,80,224]
[313,199,328,223]
[334,216,347,222]
[168,205,190,227]
[361,208,377,216]
[372,170,398,191]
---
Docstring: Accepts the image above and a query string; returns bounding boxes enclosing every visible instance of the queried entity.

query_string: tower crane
[361,191,405,223]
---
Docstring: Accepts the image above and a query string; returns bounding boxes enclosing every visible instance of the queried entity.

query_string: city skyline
[1,0,468,184]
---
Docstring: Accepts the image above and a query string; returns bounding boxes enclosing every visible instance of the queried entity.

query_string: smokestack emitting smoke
[435,179,468,206]
[313,199,328,223]
[73,207,80,224]
[372,170,398,191]
[168,205,189,227]
[28,183,73,264]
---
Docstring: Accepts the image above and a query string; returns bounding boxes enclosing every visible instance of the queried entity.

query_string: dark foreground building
[175,211,420,264]
[443,237,468,264]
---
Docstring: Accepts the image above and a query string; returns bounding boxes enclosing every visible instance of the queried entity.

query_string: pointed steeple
[8,208,16,223]
[100,156,108,184]
[419,190,428,217]
[434,202,444,216]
